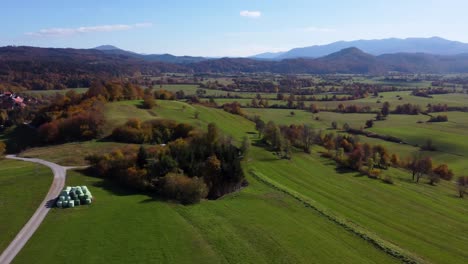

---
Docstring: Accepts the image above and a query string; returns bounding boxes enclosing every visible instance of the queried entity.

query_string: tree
[432,164,454,185]
[0,141,6,158]
[206,123,219,145]
[390,154,400,167]
[365,119,374,128]
[273,126,284,151]
[456,176,468,198]
[348,145,364,170]
[255,119,266,138]
[343,123,350,131]
[241,136,251,158]
[301,125,315,153]
[382,102,390,116]
[142,95,156,109]
[86,81,109,100]
[415,157,433,183]
[137,146,148,168]
[331,121,338,129]
[282,139,292,160]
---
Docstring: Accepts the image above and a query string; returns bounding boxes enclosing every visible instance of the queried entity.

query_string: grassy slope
[13,161,397,261]
[21,100,255,166]
[0,159,52,252]
[20,142,133,166]
[246,146,468,264]
[23,88,89,96]
[15,100,468,263]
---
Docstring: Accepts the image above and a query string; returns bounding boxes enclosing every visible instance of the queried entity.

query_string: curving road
[0,155,76,264]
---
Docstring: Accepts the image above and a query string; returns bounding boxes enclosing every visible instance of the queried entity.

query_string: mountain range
[92,37,468,64]
[252,37,468,60]
[2,38,468,78]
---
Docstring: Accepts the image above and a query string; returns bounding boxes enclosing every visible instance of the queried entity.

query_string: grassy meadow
[0,159,52,252]
[13,170,398,264]
[12,82,468,263]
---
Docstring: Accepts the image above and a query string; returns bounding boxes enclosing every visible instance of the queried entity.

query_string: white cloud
[240,10,261,18]
[25,22,153,37]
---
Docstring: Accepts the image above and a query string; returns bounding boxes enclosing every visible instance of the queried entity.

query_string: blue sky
[2,0,468,56]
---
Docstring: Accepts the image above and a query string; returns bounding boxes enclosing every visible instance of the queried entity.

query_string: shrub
[160,173,208,204]
[428,115,448,122]
[368,168,381,179]
[382,175,394,184]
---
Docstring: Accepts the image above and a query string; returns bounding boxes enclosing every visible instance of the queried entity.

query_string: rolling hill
[93,45,207,64]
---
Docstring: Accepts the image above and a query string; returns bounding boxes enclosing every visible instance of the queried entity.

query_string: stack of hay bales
[56,186,93,208]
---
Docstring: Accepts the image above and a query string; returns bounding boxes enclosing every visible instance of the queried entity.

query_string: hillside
[93,45,207,64]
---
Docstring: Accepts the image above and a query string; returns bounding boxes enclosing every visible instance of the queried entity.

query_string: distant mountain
[266,37,468,59]
[250,51,286,60]
[92,45,207,64]
[94,45,122,51]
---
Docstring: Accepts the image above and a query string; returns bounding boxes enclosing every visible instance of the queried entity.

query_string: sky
[1,0,468,57]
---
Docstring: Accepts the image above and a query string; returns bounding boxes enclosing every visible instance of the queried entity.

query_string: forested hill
[2,45,468,89]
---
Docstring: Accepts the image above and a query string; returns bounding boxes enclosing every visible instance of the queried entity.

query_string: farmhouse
[0,91,26,109]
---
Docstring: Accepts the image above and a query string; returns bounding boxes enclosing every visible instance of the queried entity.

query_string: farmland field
[0,159,52,252]
[13,170,399,264]
[11,89,468,263]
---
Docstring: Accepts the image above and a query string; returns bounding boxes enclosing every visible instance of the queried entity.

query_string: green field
[13,170,398,264]
[246,146,468,264]
[0,159,52,252]
[13,98,468,263]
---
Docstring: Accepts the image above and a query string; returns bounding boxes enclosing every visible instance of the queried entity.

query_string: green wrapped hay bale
[85,198,91,205]
[61,191,68,197]
[63,200,69,208]
[75,199,81,206]
[83,194,89,200]
[68,200,75,207]
[59,196,65,201]
[65,186,71,192]
[67,196,71,201]
[56,201,63,208]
